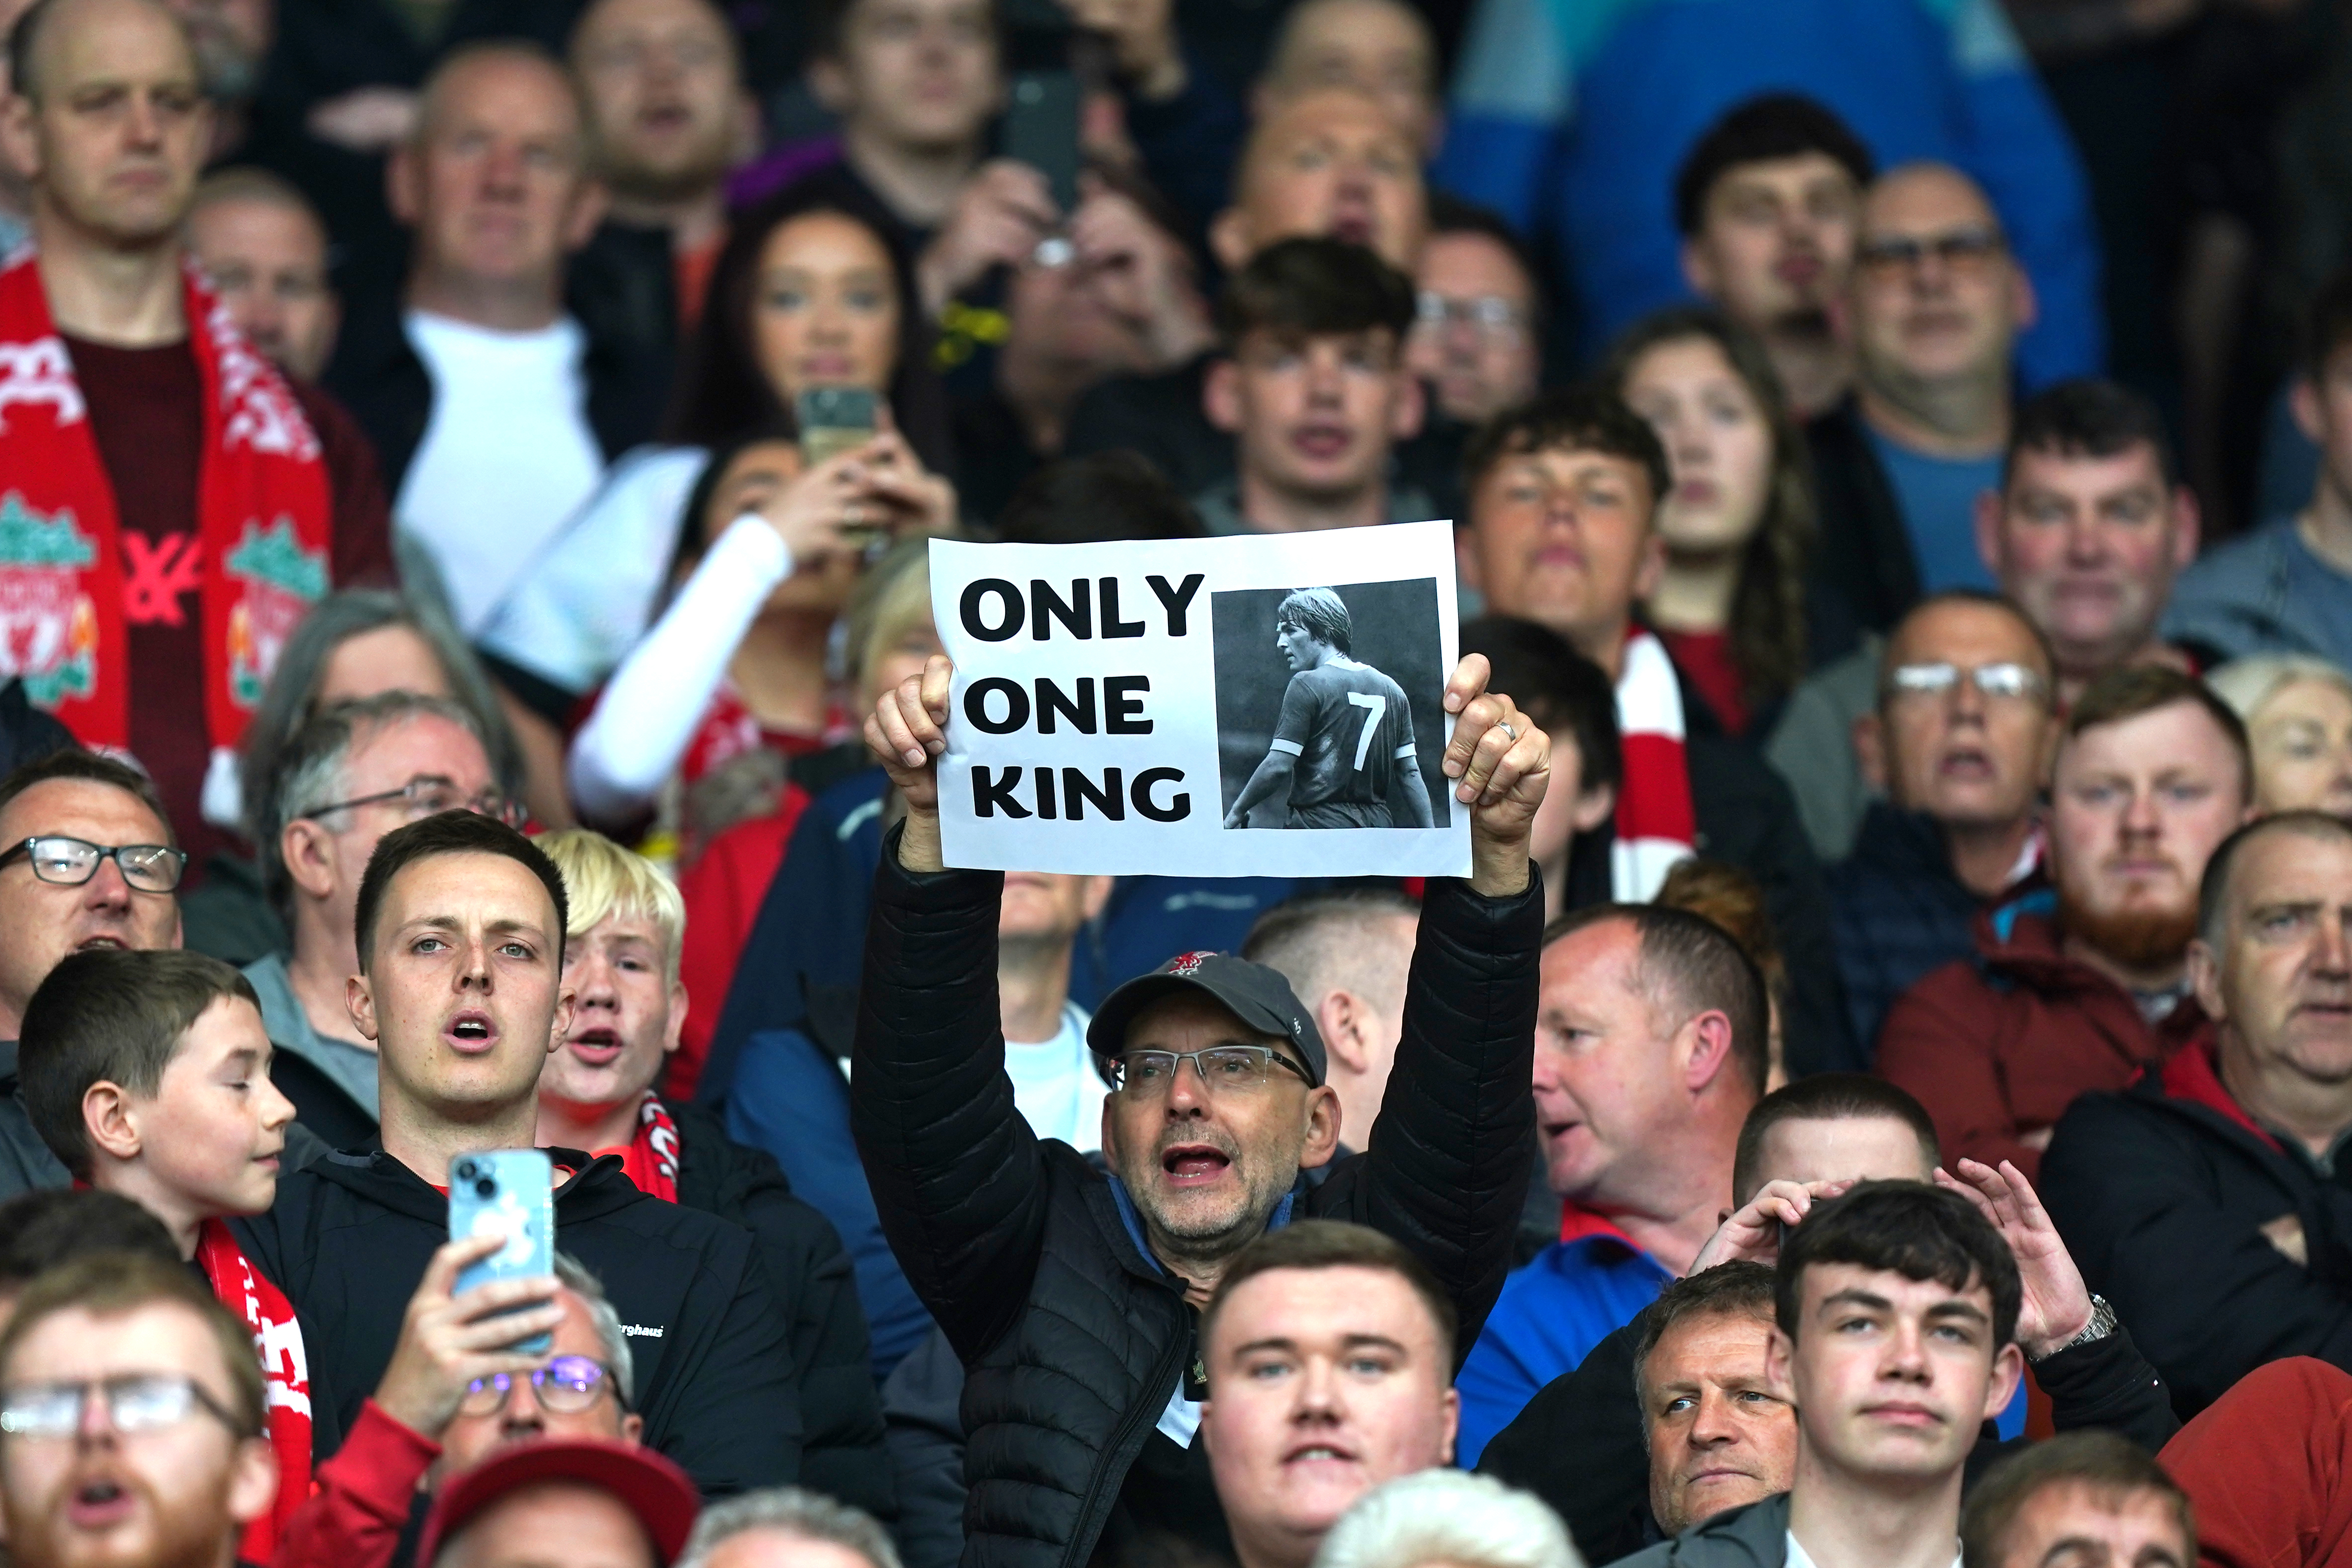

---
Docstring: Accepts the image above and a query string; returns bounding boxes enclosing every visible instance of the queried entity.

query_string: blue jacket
[1434,0,2102,386]
[1826,800,1997,1059]
[1452,1223,1674,1467]
[2162,514,2352,670]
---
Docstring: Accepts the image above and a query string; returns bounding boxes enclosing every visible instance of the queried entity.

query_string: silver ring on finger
[1497,720,1517,741]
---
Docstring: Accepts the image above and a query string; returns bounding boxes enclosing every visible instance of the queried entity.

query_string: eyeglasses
[1415,291,1526,337]
[301,775,524,828]
[1109,1045,1313,1098]
[0,836,186,892]
[460,1356,622,1416]
[1884,661,2049,706]
[1856,226,2007,278]
[0,1373,253,1440]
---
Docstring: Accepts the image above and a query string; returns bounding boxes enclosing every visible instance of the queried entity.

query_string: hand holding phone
[448,1149,557,1353]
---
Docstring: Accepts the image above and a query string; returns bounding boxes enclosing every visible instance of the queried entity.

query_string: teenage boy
[1612,1181,2025,1568]
[228,810,803,1495]
[14,946,307,1559]
[532,828,890,1516]
[1198,238,1428,535]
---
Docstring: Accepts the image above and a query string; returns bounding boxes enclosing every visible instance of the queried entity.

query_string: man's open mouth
[1161,1144,1232,1185]
[447,1011,497,1051]
[569,1027,625,1066]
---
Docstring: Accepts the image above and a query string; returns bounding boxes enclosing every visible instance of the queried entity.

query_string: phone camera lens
[474,1178,497,1199]
[454,1159,478,1181]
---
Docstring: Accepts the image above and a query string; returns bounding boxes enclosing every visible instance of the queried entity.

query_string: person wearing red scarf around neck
[530,826,893,1520]
[1453,385,1855,1075]
[0,0,391,883]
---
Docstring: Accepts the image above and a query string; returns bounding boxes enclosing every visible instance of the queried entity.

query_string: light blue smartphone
[448,1149,556,1353]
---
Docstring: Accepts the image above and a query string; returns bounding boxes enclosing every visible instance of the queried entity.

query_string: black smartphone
[1004,70,1082,216]
[796,385,879,468]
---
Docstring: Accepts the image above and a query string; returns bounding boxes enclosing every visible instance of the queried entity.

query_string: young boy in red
[16,947,307,1560]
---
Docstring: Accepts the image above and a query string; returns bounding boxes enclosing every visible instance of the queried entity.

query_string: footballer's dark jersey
[1270,658,1417,827]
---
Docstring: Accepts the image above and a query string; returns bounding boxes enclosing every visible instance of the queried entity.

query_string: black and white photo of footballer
[1221,587,1436,829]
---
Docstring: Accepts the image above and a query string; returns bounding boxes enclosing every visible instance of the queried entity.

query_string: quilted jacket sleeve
[1313,867,1542,1359]
[850,826,1050,1363]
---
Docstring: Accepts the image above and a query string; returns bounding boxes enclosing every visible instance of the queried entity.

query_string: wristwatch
[2037,1294,2117,1361]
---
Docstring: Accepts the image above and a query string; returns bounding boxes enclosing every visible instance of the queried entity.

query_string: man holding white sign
[1223,589,1434,830]
[858,648,1547,1568]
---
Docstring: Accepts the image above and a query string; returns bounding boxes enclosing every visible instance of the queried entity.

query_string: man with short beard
[2042,810,2352,1413]
[1878,666,2253,1176]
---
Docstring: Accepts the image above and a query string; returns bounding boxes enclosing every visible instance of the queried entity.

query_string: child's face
[136,997,294,1218]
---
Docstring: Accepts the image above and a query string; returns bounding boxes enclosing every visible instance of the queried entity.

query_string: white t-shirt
[1005,1002,1106,1154]
[395,310,607,636]
[1787,1529,1961,1568]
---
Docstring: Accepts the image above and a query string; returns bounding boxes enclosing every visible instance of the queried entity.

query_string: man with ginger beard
[1878,665,2253,1177]
[2041,810,2352,1415]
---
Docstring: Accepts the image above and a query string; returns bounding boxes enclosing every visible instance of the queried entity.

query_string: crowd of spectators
[9,0,2352,1566]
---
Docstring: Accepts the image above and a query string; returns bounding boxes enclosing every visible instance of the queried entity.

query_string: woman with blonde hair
[1314,1471,1584,1568]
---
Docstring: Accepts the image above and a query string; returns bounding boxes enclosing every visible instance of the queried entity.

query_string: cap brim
[1085,973,1309,1071]
[417,1440,700,1567]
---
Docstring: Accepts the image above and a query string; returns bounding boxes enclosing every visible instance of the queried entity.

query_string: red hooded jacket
[1876,890,2208,1177]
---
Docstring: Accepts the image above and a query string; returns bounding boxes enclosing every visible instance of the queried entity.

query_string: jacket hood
[300,1145,646,1223]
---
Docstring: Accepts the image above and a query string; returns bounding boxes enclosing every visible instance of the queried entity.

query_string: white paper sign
[930,520,1469,877]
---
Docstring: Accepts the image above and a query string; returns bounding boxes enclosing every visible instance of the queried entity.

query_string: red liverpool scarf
[1612,629,1698,900]
[0,251,331,751]
[194,1217,312,1563]
[606,1091,681,1204]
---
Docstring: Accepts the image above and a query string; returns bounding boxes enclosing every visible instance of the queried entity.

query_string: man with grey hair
[2044,808,2352,1415]
[275,1245,645,1568]
[1242,888,1419,1149]
[679,1487,901,1568]
[243,691,509,1146]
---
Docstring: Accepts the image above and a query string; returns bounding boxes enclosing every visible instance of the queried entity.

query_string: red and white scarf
[0,251,331,758]
[1612,630,1697,901]
[605,1091,681,1204]
[194,1217,311,1564]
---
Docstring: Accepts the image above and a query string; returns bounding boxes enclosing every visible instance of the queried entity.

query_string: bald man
[1803,162,2039,674]
[1066,86,1446,503]
[326,44,658,637]
[0,0,390,873]
[1253,0,1442,159]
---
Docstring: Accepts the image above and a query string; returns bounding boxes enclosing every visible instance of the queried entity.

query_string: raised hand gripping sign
[930,520,1470,877]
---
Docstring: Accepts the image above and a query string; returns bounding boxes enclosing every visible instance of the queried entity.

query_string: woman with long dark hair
[1606,307,1815,740]
[476,189,952,712]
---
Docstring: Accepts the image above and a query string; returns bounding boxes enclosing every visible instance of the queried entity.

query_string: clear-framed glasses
[301,775,525,828]
[0,1373,253,1440]
[0,836,186,892]
[460,1355,622,1417]
[1884,660,2049,706]
[1415,291,1526,338]
[1856,226,2007,279]
[1109,1045,1313,1098]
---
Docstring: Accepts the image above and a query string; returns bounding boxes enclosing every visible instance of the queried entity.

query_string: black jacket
[1803,397,1922,663]
[230,1146,802,1494]
[669,1098,893,1518]
[850,828,1540,1568]
[1825,802,1993,1058]
[1480,1303,2179,1565]
[0,1041,67,1200]
[2041,1043,2352,1416]
[322,253,672,498]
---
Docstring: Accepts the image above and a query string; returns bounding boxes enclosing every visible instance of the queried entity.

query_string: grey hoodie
[1605,1494,1791,1568]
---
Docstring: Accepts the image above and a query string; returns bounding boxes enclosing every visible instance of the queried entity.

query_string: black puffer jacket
[669,1098,894,1518]
[850,829,1541,1568]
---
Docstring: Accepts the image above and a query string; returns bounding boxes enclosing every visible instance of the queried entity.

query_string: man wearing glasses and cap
[243,692,516,1148]
[271,1248,648,1568]
[857,650,1549,1568]
[0,749,189,1199]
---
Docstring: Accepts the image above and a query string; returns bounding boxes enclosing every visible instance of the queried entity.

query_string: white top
[1005,1000,1105,1154]
[1787,1530,1961,1568]
[477,444,709,694]
[395,310,607,636]
[565,514,795,824]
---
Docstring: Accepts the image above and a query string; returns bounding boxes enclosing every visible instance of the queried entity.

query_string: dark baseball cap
[1086,951,1328,1086]
[416,1440,700,1568]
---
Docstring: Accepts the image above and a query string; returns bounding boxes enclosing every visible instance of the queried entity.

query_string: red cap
[416,1440,700,1567]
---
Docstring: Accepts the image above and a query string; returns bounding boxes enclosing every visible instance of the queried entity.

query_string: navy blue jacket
[1827,801,1995,1058]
